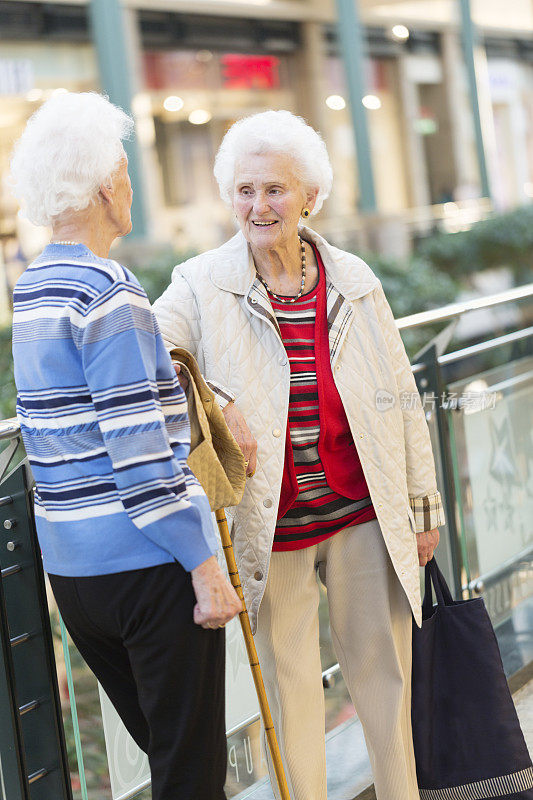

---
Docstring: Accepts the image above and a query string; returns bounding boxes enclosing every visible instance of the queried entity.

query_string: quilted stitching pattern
[153,227,445,631]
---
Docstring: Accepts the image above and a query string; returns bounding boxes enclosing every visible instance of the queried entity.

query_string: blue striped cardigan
[12,244,217,576]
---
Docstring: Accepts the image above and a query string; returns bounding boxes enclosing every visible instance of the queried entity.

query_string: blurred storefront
[485,40,533,211]
[137,16,302,250]
[0,0,533,267]
[0,5,97,318]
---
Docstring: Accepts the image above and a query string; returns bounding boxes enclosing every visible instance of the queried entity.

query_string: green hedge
[128,245,459,318]
[123,245,197,305]
[3,203,531,421]
[417,203,533,283]
[128,246,459,359]
[0,325,15,420]
[365,253,458,318]
[11,201,533,420]
[365,252,459,358]
[0,246,460,419]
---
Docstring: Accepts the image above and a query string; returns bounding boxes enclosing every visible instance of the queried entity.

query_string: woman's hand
[222,401,257,478]
[417,528,439,566]
[173,363,189,392]
[191,556,243,628]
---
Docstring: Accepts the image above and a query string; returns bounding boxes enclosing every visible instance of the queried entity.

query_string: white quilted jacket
[153,226,445,630]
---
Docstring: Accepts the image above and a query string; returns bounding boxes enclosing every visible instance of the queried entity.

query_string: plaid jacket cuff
[409,491,445,533]
[205,380,235,410]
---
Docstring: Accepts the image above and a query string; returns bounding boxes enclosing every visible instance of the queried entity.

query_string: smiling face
[232,151,317,251]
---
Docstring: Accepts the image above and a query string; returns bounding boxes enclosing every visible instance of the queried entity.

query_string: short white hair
[213,110,333,215]
[9,92,134,227]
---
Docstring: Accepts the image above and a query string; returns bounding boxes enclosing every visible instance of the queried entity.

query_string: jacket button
[378,502,383,508]
[279,356,287,365]
[251,298,258,304]
[263,498,273,508]
[272,428,281,437]
[254,571,263,581]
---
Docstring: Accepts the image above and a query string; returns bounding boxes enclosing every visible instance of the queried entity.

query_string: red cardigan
[277,249,375,521]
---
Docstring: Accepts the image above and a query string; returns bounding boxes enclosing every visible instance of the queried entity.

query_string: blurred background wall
[0,0,532,302]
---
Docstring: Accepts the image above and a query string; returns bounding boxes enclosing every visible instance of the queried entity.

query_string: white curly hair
[213,110,333,215]
[9,92,134,227]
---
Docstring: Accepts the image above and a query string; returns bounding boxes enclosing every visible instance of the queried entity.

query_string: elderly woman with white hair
[154,110,445,800]
[10,92,241,800]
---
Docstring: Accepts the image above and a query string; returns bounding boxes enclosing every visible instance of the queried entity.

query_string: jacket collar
[209,226,380,301]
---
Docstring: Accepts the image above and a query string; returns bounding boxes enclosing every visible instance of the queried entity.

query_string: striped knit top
[12,244,217,577]
[270,247,376,551]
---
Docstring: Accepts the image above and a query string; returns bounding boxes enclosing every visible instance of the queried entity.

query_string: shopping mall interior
[1,3,532,799]
[1,0,532,267]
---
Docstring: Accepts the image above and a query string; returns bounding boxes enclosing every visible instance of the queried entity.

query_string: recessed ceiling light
[392,24,410,41]
[188,109,212,125]
[163,95,184,112]
[326,94,346,110]
[362,94,382,110]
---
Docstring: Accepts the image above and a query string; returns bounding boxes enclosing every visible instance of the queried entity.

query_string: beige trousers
[254,518,419,800]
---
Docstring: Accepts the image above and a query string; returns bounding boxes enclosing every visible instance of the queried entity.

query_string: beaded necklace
[256,236,307,304]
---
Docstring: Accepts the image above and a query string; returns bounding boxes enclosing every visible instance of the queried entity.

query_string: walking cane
[215,508,291,800]
[170,347,290,798]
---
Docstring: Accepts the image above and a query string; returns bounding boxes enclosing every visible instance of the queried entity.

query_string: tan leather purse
[169,347,246,511]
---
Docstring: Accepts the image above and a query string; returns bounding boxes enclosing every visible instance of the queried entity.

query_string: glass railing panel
[51,599,111,800]
[53,534,270,800]
[401,290,533,366]
[57,598,270,800]
[447,354,533,626]
[422,404,458,593]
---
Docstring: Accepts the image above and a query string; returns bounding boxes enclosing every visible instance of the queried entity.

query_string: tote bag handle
[422,559,454,613]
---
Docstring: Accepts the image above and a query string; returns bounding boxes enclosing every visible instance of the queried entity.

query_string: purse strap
[422,559,454,613]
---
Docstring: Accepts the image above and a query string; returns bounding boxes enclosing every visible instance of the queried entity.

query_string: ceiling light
[326,94,346,110]
[392,24,410,41]
[188,109,212,125]
[362,95,382,110]
[163,95,184,112]
[52,87,68,96]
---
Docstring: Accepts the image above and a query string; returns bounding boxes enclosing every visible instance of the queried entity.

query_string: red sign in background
[143,51,281,92]
[220,55,280,90]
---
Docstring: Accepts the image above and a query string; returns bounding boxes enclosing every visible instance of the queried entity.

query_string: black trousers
[49,562,227,800]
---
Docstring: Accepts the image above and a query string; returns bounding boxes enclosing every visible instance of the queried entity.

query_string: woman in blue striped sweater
[10,91,241,800]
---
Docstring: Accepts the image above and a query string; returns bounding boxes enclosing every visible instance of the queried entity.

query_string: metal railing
[318,284,533,710]
[396,283,533,330]
[0,445,72,800]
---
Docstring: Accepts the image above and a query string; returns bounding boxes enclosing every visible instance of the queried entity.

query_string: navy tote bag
[412,559,533,800]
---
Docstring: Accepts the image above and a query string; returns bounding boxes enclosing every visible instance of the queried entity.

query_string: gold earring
[301,208,310,218]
